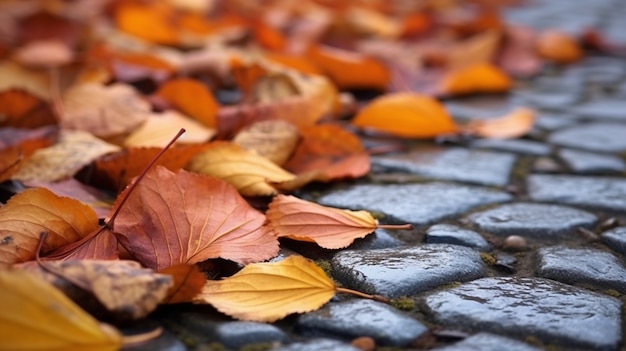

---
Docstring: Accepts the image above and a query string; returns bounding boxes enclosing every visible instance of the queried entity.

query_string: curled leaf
[0,269,122,351]
[187,142,296,196]
[467,107,536,139]
[536,30,583,64]
[352,92,458,138]
[194,255,335,322]
[267,195,378,249]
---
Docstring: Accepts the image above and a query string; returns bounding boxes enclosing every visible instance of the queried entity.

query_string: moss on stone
[605,289,621,297]
[480,252,497,265]
[391,296,415,311]
[240,342,274,351]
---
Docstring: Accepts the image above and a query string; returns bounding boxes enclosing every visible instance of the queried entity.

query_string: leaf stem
[335,287,390,304]
[376,223,413,230]
[120,326,163,346]
[106,128,186,227]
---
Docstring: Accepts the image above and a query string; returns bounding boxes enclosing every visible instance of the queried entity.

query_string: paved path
[130,1,626,350]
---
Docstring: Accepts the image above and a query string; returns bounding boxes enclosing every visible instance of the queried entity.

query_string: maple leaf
[352,92,459,138]
[194,255,336,322]
[0,188,100,267]
[187,142,297,196]
[113,166,279,270]
[267,195,411,249]
[0,269,122,351]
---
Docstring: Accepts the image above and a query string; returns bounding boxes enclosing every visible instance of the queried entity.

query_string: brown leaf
[0,89,56,128]
[0,188,100,267]
[267,195,378,249]
[194,255,336,322]
[0,60,50,99]
[159,263,207,303]
[535,30,583,64]
[0,145,22,183]
[61,82,151,138]
[113,166,279,270]
[23,178,112,218]
[187,142,297,196]
[24,260,172,319]
[496,25,543,76]
[232,119,300,166]
[466,107,536,139]
[13,130,120,182]
[352,92,459,138]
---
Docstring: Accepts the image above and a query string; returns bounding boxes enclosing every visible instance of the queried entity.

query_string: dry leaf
[282,124,370,180]
[0,188,100,267]
[26,260,172,320]
[159,263,207,303]
[0,89,56,128]
[194,255,335,322]
[124,111,216,147]
[352,92,459,138]
[43,228,119,262]
[13,39,74,67]
[0,60,50,99]
[115,2,179,45]
[466,107,536,139]
[232,119,300,166]
[24,178,112,218]
[62,82,151,138]
[535,30,583,64]
[265,53,322,75]
[497,25,542,76]
[187,142,297,196]
[439,62,512,95]
[267,195,378,249]
[447,30,501,70]
[113,166,279,269]
[0,269,122,351]
[13,130,120,182]
[153,78,219,128]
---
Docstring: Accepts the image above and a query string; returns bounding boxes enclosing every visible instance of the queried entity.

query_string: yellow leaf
[187,142,296,196]
[232,119,300,166]
[194,255,335,322]
[266,195,378,249]
[0,269,122,351]
[124,111,216,147]
[352,92,459,138]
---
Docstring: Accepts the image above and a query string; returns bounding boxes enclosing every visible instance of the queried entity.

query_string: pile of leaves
[1,0,621,349]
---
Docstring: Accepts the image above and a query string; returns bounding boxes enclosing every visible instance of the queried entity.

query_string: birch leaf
[194,255,335,322]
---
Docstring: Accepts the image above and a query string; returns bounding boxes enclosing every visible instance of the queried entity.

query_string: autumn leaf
[439,62,512,96]
[153,78,219,128]
[113,166,279,270]
[0,89,56,128]
[12,130,120,182]
[13,39,74,67]
[123,111,216,148]
[24,178,112,218]
[536,30,583,64]
[466,107,536,139]
[0,188,100,267]
[0,269,122,351]
[265,53,322,75]
[497,25,542,77]
[282,124,370,180]
[194,255,336,322]
[232,119,300,166]
[114,1,179,45]
[187,142,297,196]
[0,60,51,99]
[159,263,207,303]
[61,82,151,139]
[267,195,381,249]
[352,92,459,138]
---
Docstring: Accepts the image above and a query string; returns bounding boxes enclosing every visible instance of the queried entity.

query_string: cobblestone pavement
[129,1,626,350]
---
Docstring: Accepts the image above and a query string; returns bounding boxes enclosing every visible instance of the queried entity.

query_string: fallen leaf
[13,130,120,182]
[113,166,279,269]
[62,82,151,138]
[153,78,219,128]
[264,52,322,75]
[447,30,501,70]
[232,119,300,166]
[0,89,56,128]
[496,25,542,76]
[159,263,207,303]
[23,178,112,218]
[187,142,297,196]
[439,62,512,95]
[123,110,216,148]
[0,126,58,154]
[352,92,459,138]
[267,195,378,249]
[25,260,172,320]
[17,11,82,48]
[282,124,370,180]
[13,39,74,67]
[344,6,401,38]
[0,60,50,99]
[308,45,390,91]
[194,255,335,322]
[91,47,176,84]
[466,106,536,139]
[0,269,122,351]
[0,187,100,267]
[43,228,119,262]
[0,146,22,183]
[535,30,583,64]
[252,21,287,50]
[114,1,179,45]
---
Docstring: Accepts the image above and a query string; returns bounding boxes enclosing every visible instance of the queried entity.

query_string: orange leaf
[265,53,322,75]
[466,107,536,139]
[536,30,583,64]
[308,45,390,91]
[283,124,370,180]
[0,89,56,128]
[115,2,179,45]
[352,92,459,138]
[232,119,300,166]
[439,62,512,96]
[0,146,22,183]
[154,78,219,128]
[113,166,279,270]
[267,195,379,249]
[0,188,100,267]
[253,21,287,50]
[159,264,207,303]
